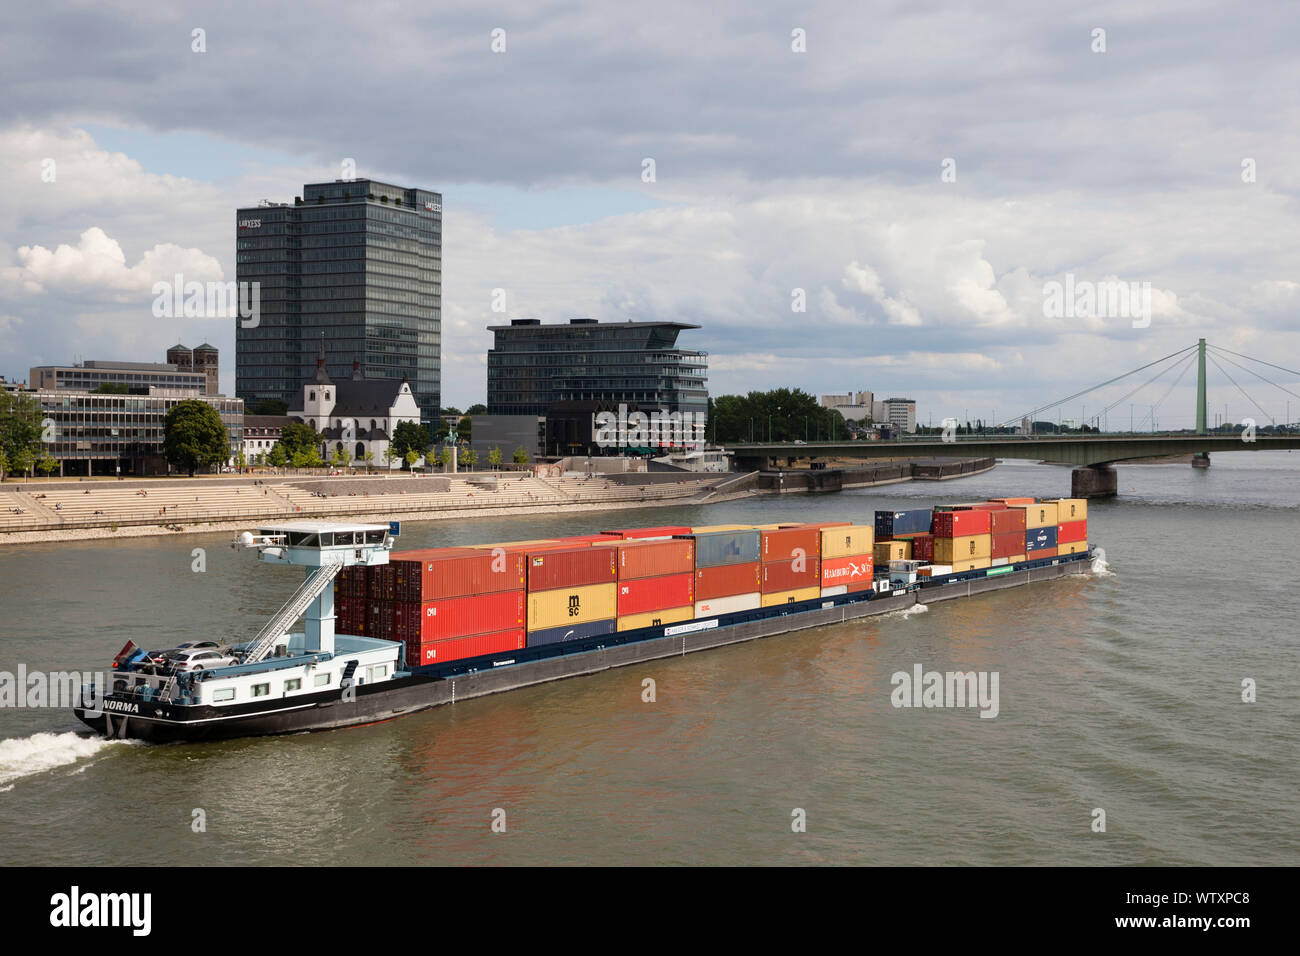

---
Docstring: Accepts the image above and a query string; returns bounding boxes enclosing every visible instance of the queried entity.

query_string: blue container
[874,508,933,538]
[682,530,761,568]
[526,618,616,648]
[1025,526,1058,552]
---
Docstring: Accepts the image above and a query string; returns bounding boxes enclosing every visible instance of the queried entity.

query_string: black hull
[74,553,1095,743]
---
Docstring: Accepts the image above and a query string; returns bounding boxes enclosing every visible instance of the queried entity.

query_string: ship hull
[74,553,1094,743]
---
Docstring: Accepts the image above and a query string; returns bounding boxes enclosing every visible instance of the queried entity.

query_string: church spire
[314,335,332,384]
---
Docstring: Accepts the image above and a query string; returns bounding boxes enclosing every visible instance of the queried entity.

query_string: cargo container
[555,534,622,545]
[761,586,821,607]
[527,582,618,631]
[617,572,695,616]
[990,556,1010,567]
[904,533,934,563]
[601,525,692,540]
[918,564,953,577]
[818,525,874,559]
[689,524,754,533]
[761,558,821,592]
[685,529,762,568]
[933,509,991,537]
[406,629,526,668]
[368,601,395,640]
[1012,502,1058,529]
[874,508,932,538]
[950,557,992,572]
[525,618,616,648]
[820,584,848,597]
[1031,546,1058,559]
[1057,520,1088,544]
[525,546,617,592]
[1052,498,1088,522]
[475,539,560,548]
[781,521,851,530]
[1025,526,1059,552]
[991,531,1024,559]
[1058,541,1088,555]
[591,537,695,579]
[989,497,1036,506]
[820,554,874,588]
[760,527,820,563]
[934,534,992,563]
[989,508,1027,536]
[395,590,526,643]
[875,540,911,563]
[694,562,762,600]
[616,605,694,631]
[392,548,527,602]
[694,592,762,617]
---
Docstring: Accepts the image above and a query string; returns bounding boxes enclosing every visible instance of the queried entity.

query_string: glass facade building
[486,319,708,419]
[235,179,442,423]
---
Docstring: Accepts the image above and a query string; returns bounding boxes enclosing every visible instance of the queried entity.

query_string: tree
[404,449,419,470]
[10,446,35,481]
[460,447,477,470]
[36,451,58,477]
[279,421,320,458]
[392,421,430,468]
[438,447,453,470]
[363,450,375,474]
[440,406,463,417]
[268,443,288,468]
[236,448,247,471]
[0,390,43,472]
[709,388,843,444]
[382,446,395,470]
[251,398,289,416]
[458,416,472,443]
[304,447,323,469]
[512,446,530,465]
[488,445,502,469]
[164,399,230,477]
[465,403,487,416]
[291,449,311,470]
[0,448,8,481]
[337,446,353,469]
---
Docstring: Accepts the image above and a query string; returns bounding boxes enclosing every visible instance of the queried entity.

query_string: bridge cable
[1206,346,1300,402]
[1135,350,1199,429]
[1206,353,1274,424]
[1207,345,1300,382]
[1000,343,1197,428]
[1087,349,1197,430]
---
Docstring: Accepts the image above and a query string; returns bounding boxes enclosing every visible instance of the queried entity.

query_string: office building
[30,355,211,395]
[235,178,442,423]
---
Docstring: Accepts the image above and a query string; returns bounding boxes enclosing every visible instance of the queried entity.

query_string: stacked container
[933,508,992,571]
[1052,498,1088,555]
[593,538,697,631]
[818,525,874,596]
[683,529,763,616]
[600,526,692,540]
[874,508,933,540]
[874,539,911,563]
[988,505,1027,565]
[1013,501,1059,558]
[508,545,618,647]
[759,526,821,607]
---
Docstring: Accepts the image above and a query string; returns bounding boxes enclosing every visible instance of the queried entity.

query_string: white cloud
[7,227,223,296]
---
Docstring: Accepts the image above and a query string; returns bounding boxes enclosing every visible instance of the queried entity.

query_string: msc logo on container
[567,594,581,617]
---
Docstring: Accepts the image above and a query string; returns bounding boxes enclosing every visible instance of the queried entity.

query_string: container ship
[73,496,1095,742]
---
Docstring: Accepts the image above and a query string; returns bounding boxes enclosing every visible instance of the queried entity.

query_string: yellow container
[874,540,911,563]
[478,539,558,548]
[1052,498,1088,522]
[690,524,753,533]
[821,526,874,559]
[1058,541,1088,555]
[951,557,992,571]
[527,583,618,631]
[1014,502,1058,529]
[761,586,821,607]
[617,605,694,631]
[934,534,992,563]
[751,523,787,530]
[1008,553,1027,563]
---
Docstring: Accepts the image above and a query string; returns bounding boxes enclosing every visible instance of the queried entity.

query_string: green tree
[268,443,288,468]
[403,449,419,470]
[465,403,487,416]
[304,447,323,468]
[440,406,463,417]
[438,447,453,470]
[0,390,43,470]
[392,420,430,468]
[164,399,230,477]
[10,446,35,481]
[291,449,311,470]
[488,446,502,469]
[336,446,353,469]
[251,398,289,416]
[36,451,58,477]
[460,447,477,470]
[709,388,843,444]
[382,446,395,469]
[363,450,375,474]
[512,446,530,465]
[0,448,8,481]
[458,415,472,443]
[279,421,319,458]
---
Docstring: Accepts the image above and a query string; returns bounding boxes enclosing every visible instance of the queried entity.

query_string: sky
[2,0,1299,429]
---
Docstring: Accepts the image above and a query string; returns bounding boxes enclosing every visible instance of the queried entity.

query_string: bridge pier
[1191,453,1211,469]
[1071,464,1117,498]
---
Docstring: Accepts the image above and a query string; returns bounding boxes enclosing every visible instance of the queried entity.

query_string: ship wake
[0,732,138,789]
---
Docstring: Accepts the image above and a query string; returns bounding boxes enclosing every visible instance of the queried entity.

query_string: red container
[991,531,1024,559]
[971,501,1007,510]
[820,555,874,588]
[593,538,696,579]
[601,525,693,539]
[761,558,821,592]
[394,548,527,602]
[761,527,820,563]
[1031,546,1058,559]
[906,533,934,562]
[367,601,395,640]
[555,534,619,544]
[617,572,695,616]
[989,508,1026,536]
[694,562,761,600]
[406,628,526,668]
[780,521,851,530]
[395,590,525,643]
[1057,520,1088,544]
[369,563,395,600]
[932,509,992,537]
[525,546,616,591]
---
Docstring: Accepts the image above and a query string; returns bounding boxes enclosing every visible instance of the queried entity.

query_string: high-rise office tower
[235,179,442,421]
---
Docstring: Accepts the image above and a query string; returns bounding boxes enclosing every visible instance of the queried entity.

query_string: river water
[1,453,1297,865]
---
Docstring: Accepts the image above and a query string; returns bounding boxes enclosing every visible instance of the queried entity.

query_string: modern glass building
[30,359,209,395]
[486,319,708,420]
[235,179,442,423]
